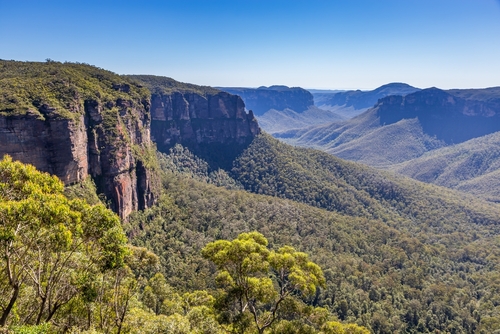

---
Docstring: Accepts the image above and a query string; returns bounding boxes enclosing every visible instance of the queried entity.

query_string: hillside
[127,138,500,333]
[278,87,500,168]
[129,75,261,170]
[256,106,344,133]
[312,83,420,119]
[389,131,500,202]
[231,134,500,230]
[219,85,344,134]
[3,60,500,333]
[0,60,157,219]
[276,105,446,167]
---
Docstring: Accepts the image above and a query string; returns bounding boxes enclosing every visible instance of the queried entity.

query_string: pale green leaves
[202,231,326,333]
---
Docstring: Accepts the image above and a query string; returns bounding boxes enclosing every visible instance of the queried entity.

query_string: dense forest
[2,61,500,333]
[127,137,500,333]
[4,141,500,332]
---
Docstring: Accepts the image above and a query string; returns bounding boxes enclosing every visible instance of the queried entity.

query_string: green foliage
[64,176,103,205]
[8,323,52,334]
[157,145,242,189]
[0,60,149,120]
[126,74,220,97]
[232,134,500,235]
[0,156,128,330]
[391,131,500,202]
[128,145,500,333]
[202,232,326,333]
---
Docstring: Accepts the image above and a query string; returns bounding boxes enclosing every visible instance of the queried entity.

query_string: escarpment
[0,60,157,219]
[128,75,261,169]
[1,63,262,217]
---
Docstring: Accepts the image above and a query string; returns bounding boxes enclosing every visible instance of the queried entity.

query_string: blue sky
[1,0,499,89]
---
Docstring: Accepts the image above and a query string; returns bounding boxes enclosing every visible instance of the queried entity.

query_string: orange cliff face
[0,63,262,219]
[0,88,261,219]
[0,96,157,221]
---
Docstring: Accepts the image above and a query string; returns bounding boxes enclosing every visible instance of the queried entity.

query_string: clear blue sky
[1,0,499,89]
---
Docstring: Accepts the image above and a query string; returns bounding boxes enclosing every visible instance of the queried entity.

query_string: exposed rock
[312,83,420,119]
[377,88,500,143]
[0,113,88,185]
[150,90,260,169]
[0,61,157,219]
[219,86,314,116]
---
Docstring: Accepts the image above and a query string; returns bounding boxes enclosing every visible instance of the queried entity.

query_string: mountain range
[276,86,500,201]
[218,86,344,133]
[2,60,500,332]
[312,82,421,119]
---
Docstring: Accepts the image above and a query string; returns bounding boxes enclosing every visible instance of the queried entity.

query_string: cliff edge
[0,60,157,219]
[128,75,261,169]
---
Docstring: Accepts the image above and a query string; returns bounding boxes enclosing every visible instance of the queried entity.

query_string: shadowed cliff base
[131,75,261,171]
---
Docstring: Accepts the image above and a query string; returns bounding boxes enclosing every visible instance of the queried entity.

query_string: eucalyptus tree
[202,231,326,334]
[0,155,127,327]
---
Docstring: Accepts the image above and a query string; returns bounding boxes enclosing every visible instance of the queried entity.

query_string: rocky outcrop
[150,91,260,168]
[84,98,156,219]
[315,83,420,110]
[0,99,156,219]
[0,113,88,184]
[0,61,157,219]
[377,88,500,143]
[219,86,314,116]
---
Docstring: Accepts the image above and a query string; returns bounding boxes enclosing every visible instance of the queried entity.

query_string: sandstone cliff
[377,88,500,143]
[128,75,261,169]
[0,61,157,219]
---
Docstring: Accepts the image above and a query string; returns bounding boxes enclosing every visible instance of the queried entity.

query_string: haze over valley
[2,0,500,333]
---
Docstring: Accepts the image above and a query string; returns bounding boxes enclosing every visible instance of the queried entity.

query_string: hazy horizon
[1,0,500,90]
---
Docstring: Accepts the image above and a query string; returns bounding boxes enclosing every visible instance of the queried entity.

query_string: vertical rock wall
[150,91,260,168]
[0,98,156,220]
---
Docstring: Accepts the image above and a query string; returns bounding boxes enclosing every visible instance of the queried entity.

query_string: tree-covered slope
[0,60,150,120]
[231,134,500,233]
[127,142,500,333]
[389,131,500,202]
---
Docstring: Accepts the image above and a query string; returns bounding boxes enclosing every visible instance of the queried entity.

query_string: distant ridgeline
[218,85,314,115]
[0,61,261,218]
[276,86,500,202]
[4,60,500,333]
[377,87,500,144]
[219,85,345,134]
[311,83,420,119]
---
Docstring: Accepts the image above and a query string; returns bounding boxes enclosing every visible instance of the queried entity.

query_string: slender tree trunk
[0,285,19,326]
[36,297,47,325]
[45,303,61,322]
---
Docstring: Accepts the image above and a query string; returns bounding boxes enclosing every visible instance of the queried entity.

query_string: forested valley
[1,61,500,334]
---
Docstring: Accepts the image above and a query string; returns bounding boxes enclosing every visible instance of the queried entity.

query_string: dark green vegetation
[0,60,149,120]
[2,60,500,333]
[389,131,500,203]
[126,75,220,96]
[312,83,420,119]
[277,87,500,201]
[0,156,128,331]
[127,134,500,333]
[0,156,370,334]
